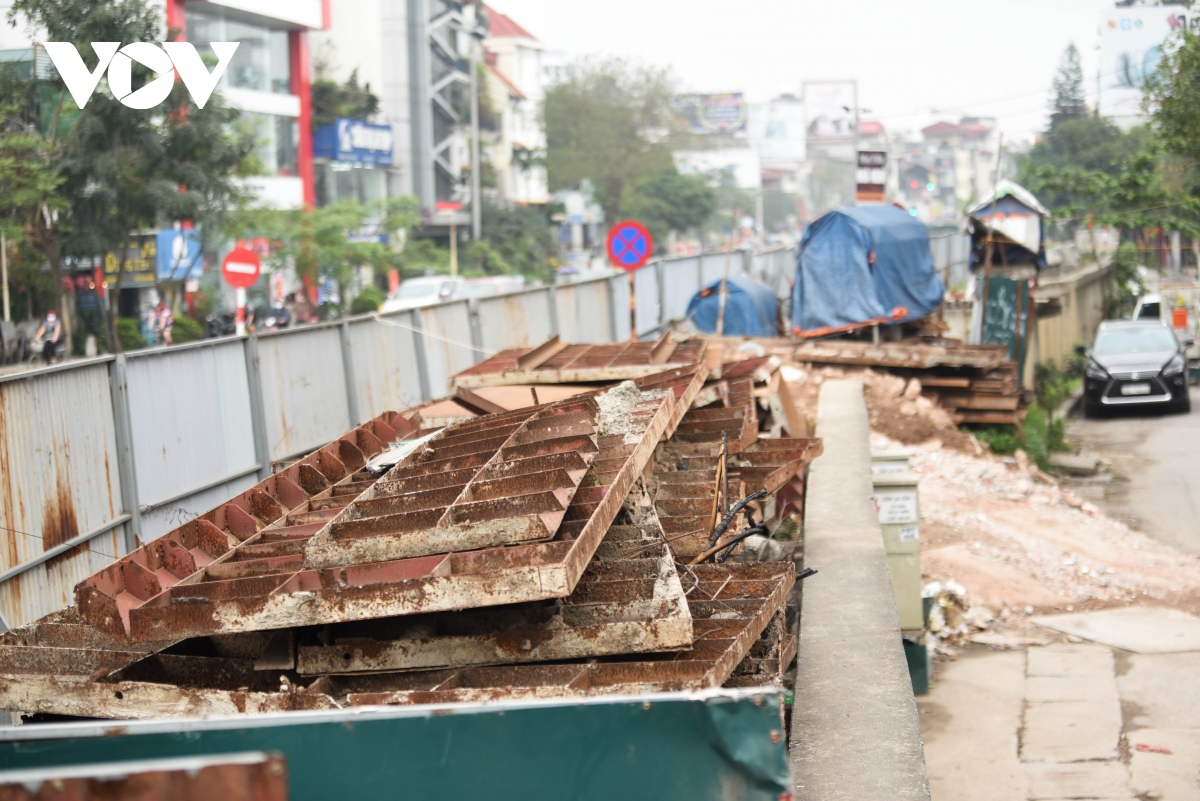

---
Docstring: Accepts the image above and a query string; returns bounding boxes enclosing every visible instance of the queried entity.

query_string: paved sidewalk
[922,643,1200,801]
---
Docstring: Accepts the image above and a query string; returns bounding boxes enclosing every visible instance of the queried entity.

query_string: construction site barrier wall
[0,253,796,629]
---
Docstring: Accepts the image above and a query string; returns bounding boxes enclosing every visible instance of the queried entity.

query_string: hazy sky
[492,0,1121,144]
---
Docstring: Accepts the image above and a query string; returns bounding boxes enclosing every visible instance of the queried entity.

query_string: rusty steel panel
[554,279,615,345]
[72,413,412,641]
[256,327,351,461]
[0,563,791,719]
[139,473,261,545]
[91,383,676,643]
[729,438,824,496]
[0,363,125,629]
[474,289,555,352]
[414,301,478,396]
[724,610,796,688]
[304,398,600,568]
[295,525,692,675]
[0,752,288,801]
[347,315,424,418]
[452,337,707,388]
[125,341,257,513]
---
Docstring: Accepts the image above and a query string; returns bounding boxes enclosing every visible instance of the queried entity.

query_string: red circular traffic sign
[221,248,261,289]
[607,220,654,272]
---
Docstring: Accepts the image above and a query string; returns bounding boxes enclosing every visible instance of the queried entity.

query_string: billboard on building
[1099,6,1195,125]
[803,81,857,143]
[674,93,749,136]
[748,99,806,164]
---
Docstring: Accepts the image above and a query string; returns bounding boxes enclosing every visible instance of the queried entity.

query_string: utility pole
[1,234,9,322]
[470,53,482,242]
[450,218,459,277]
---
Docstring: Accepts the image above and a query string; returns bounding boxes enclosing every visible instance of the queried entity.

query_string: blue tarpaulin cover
[687,274,779,337]
[791,205,945,334]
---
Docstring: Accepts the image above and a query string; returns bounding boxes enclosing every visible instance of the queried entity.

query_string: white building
[482,4,549,206]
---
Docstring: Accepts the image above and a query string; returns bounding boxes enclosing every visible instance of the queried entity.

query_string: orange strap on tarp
[792,306,908,339]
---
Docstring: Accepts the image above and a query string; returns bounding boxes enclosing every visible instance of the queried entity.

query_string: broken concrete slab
[1116,652,1200,730]
[1032,606,1200,654]
[1023,762,1130,800]
[1021,699,1122,762]
[1127,727,1200,801]
[1048,452,1100,477]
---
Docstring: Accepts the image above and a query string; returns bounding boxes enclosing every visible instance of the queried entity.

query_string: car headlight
[1085,360,1109,380]
[1163,354,1186,376]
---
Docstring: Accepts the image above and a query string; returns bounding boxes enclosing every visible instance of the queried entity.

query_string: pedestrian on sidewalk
[35,310,62,365]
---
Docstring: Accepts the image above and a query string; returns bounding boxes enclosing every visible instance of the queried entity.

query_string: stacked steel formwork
[0,337,821,721]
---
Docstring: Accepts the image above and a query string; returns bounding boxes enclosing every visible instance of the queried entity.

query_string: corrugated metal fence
[0,253,795,628]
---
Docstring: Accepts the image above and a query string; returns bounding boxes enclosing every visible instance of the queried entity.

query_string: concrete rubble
[0,334,822,722]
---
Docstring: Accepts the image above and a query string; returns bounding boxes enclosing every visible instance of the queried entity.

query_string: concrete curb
[789,379,931,801]
[1055,385,1086,420]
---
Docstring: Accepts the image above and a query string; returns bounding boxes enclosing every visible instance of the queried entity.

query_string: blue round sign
[606,220,654,272]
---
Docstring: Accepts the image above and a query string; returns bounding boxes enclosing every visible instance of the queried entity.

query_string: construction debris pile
[0,335,820,721]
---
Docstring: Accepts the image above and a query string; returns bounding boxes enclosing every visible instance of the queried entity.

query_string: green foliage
[1112,242,1143,317]
[236,196,420,297]
[172,315,203,343]
[971,425,1020,456]
[1145,28,1200,165]
[1033,360,1081,413]
[311,69,380,131]
[475,201,555,280]
[116,317,145,351]
[621,168,716,247]
[543,58,680,221]
[349,285,384,314]
[464,240,513,276]
[1049,43,1087,132]
[399,238,451,276]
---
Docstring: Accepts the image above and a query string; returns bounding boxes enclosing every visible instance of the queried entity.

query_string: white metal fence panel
[476,288,554,351]
[0,361,126,627]
[416,301,478,398]
[138,472,259,544]
[347,313,424,415]
[633,263,660,336]
[609,274,631,342]
[555,278,615,344]
[1,531,124,630]
[257,325,351,461]
[660,256,703,324]
[125,341,257,510]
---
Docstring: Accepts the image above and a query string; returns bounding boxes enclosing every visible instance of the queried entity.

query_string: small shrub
[971,425,1020,455]
[350,286,384,315]
[116,317,145,351]
[172,315,203,343]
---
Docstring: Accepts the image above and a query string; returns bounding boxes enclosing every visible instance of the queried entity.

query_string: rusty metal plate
[0,752,288,801]
[72,413,416,641]
[91,384,677,643]
[729,438,824,496]
[723,610,796,688]
[304,398,600,568]
[295,524,691,674]
[0,563,790,719]
[452,337,708,388]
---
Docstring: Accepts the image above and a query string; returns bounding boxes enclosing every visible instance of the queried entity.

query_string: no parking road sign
[607,220,653,272]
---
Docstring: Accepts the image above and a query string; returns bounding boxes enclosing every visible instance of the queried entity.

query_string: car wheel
[1177,393,1192,414]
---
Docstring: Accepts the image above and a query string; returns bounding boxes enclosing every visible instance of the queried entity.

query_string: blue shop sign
[314,119,395,167]
[156,229,203,282]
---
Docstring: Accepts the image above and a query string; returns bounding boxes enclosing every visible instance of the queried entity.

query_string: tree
[543,58,679,222]
[1049,43,1088,132]
[8,0,257,351]
[1145,28,1200,164]
[311,69,380,131]
[621,168,716,247]
[469,201,555,280]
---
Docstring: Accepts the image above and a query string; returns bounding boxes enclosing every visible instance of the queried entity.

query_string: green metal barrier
[0,689,792,800]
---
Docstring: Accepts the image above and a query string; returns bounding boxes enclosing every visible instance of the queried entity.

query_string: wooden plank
[774,377,810,438]
[953,410,1021,425]
[648,334,678,365]
[916,376,972,389]
[515,335,567,371]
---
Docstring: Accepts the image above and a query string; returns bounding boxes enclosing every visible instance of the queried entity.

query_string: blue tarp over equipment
[791,205,945,334]
[687,274,779,337]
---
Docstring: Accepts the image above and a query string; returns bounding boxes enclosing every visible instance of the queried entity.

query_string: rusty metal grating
[74,384,679,644]
[452,336,708,388]
[74,413,416,641]
[295,524,691,675]
[304,398,601,569]
[0,563,790,719]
